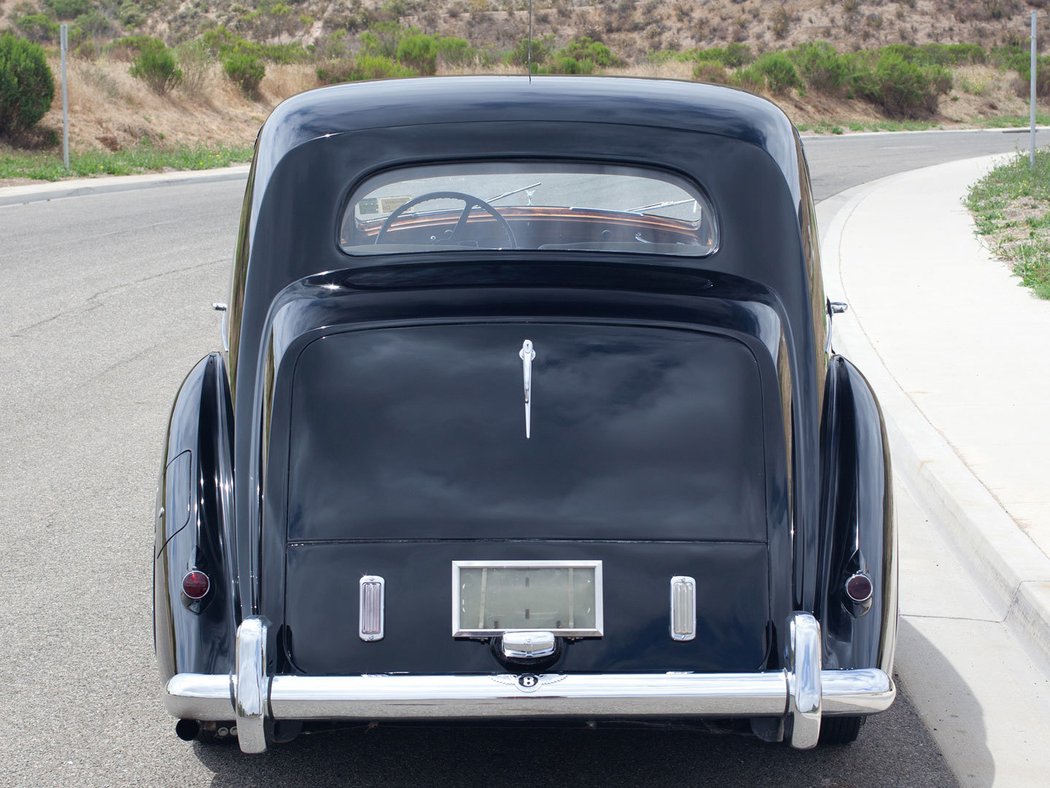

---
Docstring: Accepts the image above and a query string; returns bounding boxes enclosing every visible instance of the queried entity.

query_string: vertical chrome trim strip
[669,576,697,641]
[234,616,268,754]
[359,576,385,641]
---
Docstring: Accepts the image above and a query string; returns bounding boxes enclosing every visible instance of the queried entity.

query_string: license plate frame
[451,560,604,638]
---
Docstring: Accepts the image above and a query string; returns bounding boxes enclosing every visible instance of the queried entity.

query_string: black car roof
[254,76,799,187]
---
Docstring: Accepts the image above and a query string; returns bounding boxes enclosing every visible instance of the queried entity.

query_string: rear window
[339,162,718,257]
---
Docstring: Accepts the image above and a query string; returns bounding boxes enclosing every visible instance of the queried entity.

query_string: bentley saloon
[153,76,897,753]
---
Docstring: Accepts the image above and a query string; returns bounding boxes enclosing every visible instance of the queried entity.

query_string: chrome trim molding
[234,617,267,754]
[669,576,697,641]
[359,575,385,641]
[164,614,895,754]
[451,560,604,638]
[786,612,822,749]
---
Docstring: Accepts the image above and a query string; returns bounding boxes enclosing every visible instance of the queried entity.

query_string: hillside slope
[2,0,1049,60]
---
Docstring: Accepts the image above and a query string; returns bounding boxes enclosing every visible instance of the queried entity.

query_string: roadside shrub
[119,1,146,29]
[222,52,265,97]
[852,52,951,117]
[558,37,623,69]
[790,42,853,96]
[75,10,114,38]
[543,55,595,75]
[109,35,164,61]
[692,43,753,68]
[43,0,89,20]
[0,33,55,136]
[316,55,415,84]
[360,21,406,59]
[15,14,59,43]
[130,40,183,94]
[396,33,438,75]
[751,52,803,95]
[692,59,730,85]
[436,36,474,68]
[176,38,213,97]
[507,35,554,69]
[201,25,309,64]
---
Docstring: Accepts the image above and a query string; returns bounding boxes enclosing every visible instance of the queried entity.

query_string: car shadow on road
[193,680,959,788]
[895,617,996,788]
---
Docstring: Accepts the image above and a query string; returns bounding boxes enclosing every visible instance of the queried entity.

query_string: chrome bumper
[163,613,895,753]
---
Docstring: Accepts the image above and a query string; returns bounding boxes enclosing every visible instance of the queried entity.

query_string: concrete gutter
[819,155,1050,670]
[0,165,250,208]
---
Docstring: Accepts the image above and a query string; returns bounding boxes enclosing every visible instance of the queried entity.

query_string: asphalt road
[2,129,1046,786]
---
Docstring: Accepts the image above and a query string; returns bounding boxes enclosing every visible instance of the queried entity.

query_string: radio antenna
[526,0,534,83]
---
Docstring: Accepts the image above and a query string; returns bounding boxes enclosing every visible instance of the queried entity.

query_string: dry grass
[37,57,308,151]
[15,47,1049,156]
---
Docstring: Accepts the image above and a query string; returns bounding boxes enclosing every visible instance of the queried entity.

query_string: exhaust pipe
[175,719,201,741]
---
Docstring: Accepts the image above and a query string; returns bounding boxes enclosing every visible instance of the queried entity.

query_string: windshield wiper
[487,182,542,204]
[628,198,697,214]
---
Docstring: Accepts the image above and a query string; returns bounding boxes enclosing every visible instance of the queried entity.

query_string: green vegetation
[129,39,182,94]
[316,55,415,84]
[967,151,1050,299]
[0,34,55,137]
[0,143,254,181]
[222,52,265,96]
[14,13,60,43]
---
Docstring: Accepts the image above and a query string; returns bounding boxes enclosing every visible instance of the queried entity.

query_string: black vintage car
[154,76,896,754]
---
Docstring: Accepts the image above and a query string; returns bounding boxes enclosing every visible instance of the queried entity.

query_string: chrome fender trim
[163,614,895,754]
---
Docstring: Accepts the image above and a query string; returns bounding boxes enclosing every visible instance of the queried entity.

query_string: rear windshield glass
[339,162,718,257]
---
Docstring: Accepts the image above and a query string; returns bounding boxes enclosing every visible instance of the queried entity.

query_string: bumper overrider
[163,613,895,753]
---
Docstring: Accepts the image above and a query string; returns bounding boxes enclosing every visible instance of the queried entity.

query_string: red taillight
[182,570,210,600]
[845,573,873,603]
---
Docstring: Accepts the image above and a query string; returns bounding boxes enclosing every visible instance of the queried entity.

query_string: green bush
[360,21,405,59]
[543,55,595,75]
[222,52,265,97]
[15,14,59,43]
[692,59,730,85]
[751,52,804,95]
[119,1,146,29]
[508,35,554,69]
[436,36,474,68]
[692,43,753,68]
[396,33,438,75]
[108,35,165,60]
[316,55,415,85]
[852,52,951,117]
[201,25,309,64]
[75,10,113,38]
[558,36,623,68]
[43,0,89,20]
[129,40,183,94]
[790,42,853,96]
[0,33,55,136]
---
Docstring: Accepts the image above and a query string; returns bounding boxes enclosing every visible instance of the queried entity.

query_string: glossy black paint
[817,355,896,672]
[154,77,893,697]
[153,352,237,681]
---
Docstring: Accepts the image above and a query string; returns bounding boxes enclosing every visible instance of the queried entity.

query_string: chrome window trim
[451,560,604,638]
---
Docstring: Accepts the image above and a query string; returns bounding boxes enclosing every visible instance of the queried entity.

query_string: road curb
[821,156,1050,671]
[0,165,250,207]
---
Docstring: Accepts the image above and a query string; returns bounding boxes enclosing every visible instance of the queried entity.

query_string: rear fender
[153,352,237,682]
[817,355,897,673]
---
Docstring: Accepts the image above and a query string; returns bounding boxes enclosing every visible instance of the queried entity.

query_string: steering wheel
[375,191,517,248]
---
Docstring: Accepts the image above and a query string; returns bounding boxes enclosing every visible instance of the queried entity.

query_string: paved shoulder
[820,155,1050,786]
